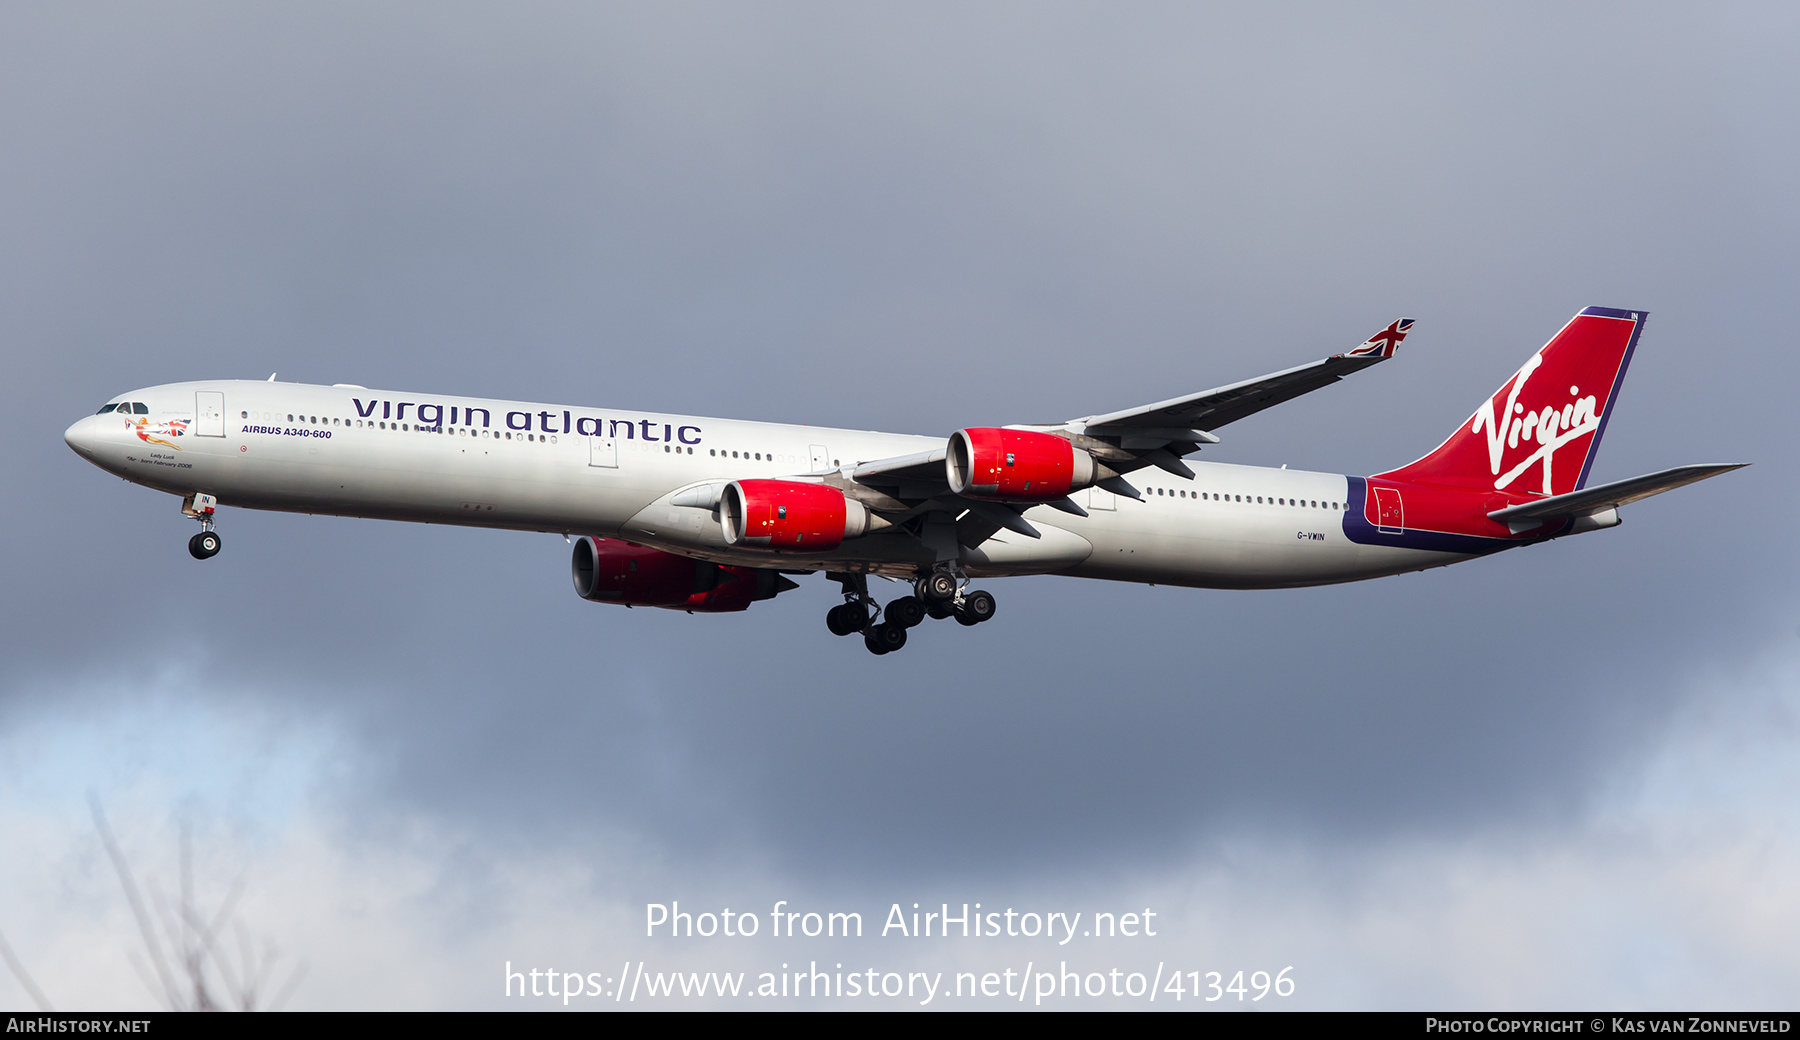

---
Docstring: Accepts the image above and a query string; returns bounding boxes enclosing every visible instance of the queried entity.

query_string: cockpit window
[132,403,149,414]
[97,403,118,414]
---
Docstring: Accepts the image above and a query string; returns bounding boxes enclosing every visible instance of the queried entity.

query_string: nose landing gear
[182,492,221,560]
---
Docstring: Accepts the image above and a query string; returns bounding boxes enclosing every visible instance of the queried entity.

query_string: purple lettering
[418,404,443,426]
[576,417,603,437]
[609,419,634,439]
[677,425,702,445]
[507,411,531,431]
[640,420,658,442]
[353,399,379,418]
[465,407,490,428]
[396,403,412,420]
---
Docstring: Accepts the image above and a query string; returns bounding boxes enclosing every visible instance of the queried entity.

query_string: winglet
[1342,318,1415,359]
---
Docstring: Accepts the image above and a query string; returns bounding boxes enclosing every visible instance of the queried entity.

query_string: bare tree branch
[0,927,54,1012]
[266,961,308,1013]
[88,793,181,1011]
[90,796,302,1012]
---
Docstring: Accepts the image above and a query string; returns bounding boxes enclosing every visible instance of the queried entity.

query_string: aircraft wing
[845,318,1418,516]
[1072,318,1414,436]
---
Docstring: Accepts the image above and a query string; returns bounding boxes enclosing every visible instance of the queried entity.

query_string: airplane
[64,306,1742,655]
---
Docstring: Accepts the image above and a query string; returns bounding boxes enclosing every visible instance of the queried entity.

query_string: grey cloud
[1,2,1795,910]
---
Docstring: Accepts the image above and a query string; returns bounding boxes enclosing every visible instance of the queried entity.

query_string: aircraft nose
[64,414,100,457]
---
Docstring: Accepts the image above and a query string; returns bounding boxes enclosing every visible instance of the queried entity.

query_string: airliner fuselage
[63,310,1742,654]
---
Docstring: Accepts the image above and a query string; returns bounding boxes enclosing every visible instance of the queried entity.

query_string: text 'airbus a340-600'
[66,307,1742,654]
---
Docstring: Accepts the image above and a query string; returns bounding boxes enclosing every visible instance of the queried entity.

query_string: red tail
[1377,307,1645,496]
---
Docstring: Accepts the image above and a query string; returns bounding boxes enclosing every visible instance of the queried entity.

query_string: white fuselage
[64,380,1469,589]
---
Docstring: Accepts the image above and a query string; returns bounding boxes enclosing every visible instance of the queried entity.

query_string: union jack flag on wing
[1343,318,1415,358]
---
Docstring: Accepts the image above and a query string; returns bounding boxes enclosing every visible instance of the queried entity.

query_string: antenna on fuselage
[267,373,277,381]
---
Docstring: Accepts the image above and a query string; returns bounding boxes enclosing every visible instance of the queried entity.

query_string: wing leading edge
[1073,318,1414,436]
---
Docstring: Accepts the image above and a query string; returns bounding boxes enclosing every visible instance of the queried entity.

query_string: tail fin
[1376,306,1646,496]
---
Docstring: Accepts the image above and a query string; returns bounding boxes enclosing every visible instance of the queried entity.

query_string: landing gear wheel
[826,603,864,636]
[865,623,908,655]
[188,531,222,560]
[955,589,996,626]
[919,571,959,603]
[926,600,956,620]
[885,596,926,629]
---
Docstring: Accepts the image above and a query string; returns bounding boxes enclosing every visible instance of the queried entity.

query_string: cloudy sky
[2,2,1796,1010]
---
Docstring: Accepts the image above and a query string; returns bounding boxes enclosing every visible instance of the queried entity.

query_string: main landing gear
[826,569,997,655]
[183,492,221,560]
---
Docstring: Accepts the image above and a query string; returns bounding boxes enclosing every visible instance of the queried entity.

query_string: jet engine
[947,428,1097,502]
[570,536,796,612]
[720,479,873,551]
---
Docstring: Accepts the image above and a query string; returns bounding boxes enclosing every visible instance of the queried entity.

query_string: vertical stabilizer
[1376,307,1645,495]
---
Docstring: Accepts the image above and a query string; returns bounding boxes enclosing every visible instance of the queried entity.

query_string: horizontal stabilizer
[1486,463,1746,524]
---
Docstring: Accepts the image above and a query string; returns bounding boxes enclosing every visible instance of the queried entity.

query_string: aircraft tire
[956,590,996,626]
[886,596,926,629]
[826,603,863,636]
[919,572,959,603]
[188,532,221,560]
[865,622,907,654]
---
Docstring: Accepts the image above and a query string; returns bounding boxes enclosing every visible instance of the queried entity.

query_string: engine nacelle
[570,537,794,612]
[947,428,1096,502]
[720,479,871,551]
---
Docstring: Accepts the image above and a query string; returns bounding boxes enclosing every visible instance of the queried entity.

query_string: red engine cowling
[720,479,871,551]
[570,537,795,612]
[947,428,1096,502]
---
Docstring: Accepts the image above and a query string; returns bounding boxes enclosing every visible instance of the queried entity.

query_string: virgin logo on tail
[1376,307,1644,499]
[1468,352,1602,495]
